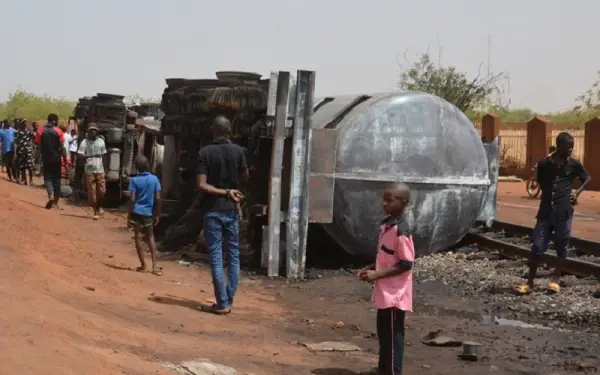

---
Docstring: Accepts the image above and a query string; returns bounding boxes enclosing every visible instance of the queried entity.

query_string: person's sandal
[513,284,532,295]
[200,304,231,315]
[546,282,560,294]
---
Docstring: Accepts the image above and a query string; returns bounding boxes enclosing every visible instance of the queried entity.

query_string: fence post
[481,113,501,143]
[584,117,600,191]
[526,116,552,170]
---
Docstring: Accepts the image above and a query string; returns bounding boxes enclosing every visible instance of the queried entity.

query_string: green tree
[398,52,505,114]
[574,71,600,119]
[0,89,75,120]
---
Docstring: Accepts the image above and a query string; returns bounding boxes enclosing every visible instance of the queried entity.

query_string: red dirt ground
[0,178,598,374]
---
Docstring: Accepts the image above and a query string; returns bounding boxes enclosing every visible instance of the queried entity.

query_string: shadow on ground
[148,294,216,316]
[312,369,363,375]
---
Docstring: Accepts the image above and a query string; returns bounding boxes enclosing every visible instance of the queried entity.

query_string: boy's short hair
[135,155,151,173]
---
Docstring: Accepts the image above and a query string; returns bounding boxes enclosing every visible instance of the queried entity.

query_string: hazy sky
[0,0,597,113]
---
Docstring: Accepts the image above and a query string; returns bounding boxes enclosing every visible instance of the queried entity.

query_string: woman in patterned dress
[13,119,34,185]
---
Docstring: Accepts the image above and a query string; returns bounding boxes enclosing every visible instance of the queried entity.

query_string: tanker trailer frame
[251,71,500,279]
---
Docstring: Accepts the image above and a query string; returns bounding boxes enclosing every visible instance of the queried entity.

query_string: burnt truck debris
[71,94,164,206]
[158,70,500,279]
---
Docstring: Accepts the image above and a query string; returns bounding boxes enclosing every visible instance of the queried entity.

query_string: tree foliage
[574,71,600,118]
[0,89,75,121]
[398,52,505,113]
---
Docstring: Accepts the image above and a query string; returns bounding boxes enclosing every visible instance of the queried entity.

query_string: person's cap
[88,124,99,131]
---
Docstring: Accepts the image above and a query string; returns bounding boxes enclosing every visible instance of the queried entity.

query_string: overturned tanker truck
[72,95,165,206]
[159,71,499,276]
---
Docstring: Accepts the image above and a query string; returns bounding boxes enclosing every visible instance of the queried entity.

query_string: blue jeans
[203,210,240,309]
[531,215,572,259]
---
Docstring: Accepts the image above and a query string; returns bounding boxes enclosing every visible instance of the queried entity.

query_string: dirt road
[0,178,598,374]
[497,181,600,240]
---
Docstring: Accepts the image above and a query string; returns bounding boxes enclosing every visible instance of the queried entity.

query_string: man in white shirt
[78,124,107,220]
[68,129,78,154]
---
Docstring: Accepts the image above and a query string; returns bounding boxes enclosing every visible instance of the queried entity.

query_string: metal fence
[475,128,586,168]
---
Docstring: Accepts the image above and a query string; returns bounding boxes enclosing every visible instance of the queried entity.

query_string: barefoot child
[128,156,162,276]
[358,183,414,375]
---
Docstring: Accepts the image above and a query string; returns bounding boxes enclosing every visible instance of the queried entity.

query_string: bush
[0,90,75,121]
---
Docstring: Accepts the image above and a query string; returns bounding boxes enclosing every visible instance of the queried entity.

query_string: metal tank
[310,91,491,257]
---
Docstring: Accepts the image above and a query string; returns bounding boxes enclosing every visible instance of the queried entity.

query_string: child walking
[128,156,163,276]
[358,183,414,375]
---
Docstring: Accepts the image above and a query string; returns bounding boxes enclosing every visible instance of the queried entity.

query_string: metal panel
[308,175,335,223]
[266,72,279,118]
[266,71,290,277]
[477,136,500,227]
[311,95,363,129]
[308,128,338,223]
[286,70,316,279]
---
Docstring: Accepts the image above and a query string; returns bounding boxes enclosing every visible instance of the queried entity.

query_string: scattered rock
[577,362,597,372]
[85,286,96,292]
[414,251,600,327]
[422,364,431,369]
[333,321,345,329]
[421,330,462,347]
[163,359,237,375]
[303,341,362,352]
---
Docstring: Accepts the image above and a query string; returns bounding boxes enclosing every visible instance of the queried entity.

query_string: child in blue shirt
[128,156,162,276]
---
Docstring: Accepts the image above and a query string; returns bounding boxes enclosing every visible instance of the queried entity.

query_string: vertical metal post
[286,70,316,279]
[266,71,290,277]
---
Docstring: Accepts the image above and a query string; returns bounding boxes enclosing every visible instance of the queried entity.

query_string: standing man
[196,116,248,315]
[78,124,107,220]
[514,132,591,295]
[35,114,67,209]
[0,120,17,182]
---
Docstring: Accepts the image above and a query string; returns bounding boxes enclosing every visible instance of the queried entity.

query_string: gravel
[414,250,600,328]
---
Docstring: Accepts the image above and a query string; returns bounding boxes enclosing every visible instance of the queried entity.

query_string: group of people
[190,119,591,375]
[1,110,591,374]
[0,118,36,185]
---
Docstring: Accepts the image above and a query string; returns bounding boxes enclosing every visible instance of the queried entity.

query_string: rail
[489,220,600,257]
[466,220,600,279]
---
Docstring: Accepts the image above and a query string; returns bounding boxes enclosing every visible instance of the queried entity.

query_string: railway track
[466,220,600,279]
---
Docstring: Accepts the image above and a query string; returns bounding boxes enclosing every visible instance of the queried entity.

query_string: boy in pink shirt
[358,183,414,375]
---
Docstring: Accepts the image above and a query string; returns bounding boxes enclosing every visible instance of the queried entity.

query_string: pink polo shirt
[372,216,414,312]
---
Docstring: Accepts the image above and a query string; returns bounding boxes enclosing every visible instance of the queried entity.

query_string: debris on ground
[414,251,600,326]
[458,341,483,362]
[303,341,362,352]
[421,330,462,347]
[162,359,237,375]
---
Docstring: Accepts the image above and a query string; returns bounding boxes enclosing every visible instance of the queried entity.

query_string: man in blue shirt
[128,156,162,276]
[0,120,17,182]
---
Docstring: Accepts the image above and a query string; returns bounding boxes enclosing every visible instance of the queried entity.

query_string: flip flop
[135,266,146,272]
[546,282,560,294]
[45,200,53,209]
[200,304,231,315]
[152,269,163,276]
[513,284,532,295]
